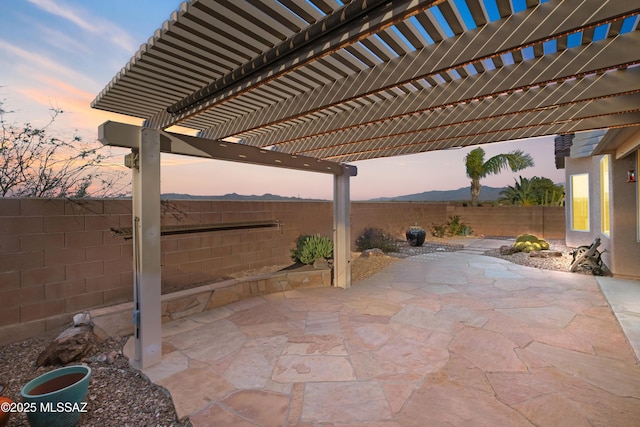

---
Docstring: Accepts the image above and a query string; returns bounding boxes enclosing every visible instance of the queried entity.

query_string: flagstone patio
[133,241,640,426]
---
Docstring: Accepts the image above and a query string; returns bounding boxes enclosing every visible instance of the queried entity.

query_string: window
[600,156,610,236]
[571,174,589,231]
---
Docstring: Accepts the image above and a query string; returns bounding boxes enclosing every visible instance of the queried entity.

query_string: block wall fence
[0,198,564,344]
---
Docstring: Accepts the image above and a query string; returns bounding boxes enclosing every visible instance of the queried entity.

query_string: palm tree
[464,147,534,206]
[499,176,538,206]
[500,175,565,206]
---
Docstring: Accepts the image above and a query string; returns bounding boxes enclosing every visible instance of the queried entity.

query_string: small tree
[0,102,127,198]
[464,147,534,206]
[530,176,564,206]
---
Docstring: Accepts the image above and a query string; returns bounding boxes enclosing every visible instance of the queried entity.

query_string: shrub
[355,227,399,252]
[290,234,333,265]
[431,223,447,238]
[430,215,473,237]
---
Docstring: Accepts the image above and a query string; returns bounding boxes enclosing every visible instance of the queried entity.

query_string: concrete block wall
[157,199,334,292]
[0,199,133,343]
[351,202,450,240]
[450,205,566,239]
[352,203,565,240]
[0,198,564,344]
[0,199,340,344]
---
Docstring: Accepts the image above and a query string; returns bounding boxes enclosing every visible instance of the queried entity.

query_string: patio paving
[139,240,640,426]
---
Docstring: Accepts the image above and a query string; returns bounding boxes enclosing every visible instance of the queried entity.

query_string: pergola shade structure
[92,0,640,368]
[92,0,640,159]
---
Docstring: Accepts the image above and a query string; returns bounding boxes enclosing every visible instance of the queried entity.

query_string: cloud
[27,0,136,51]
[34,23,92,55]
[0,40,93,86]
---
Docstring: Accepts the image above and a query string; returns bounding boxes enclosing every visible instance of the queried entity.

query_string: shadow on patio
[133,240,640,426]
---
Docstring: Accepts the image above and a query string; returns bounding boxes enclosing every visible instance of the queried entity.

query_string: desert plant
[512,233,550,252]
[355,227,399,252]
[499,176,537,206]
[430,223,447,238]
[290,234,333,265]
[431,215,473,237]
[500,176,564,206]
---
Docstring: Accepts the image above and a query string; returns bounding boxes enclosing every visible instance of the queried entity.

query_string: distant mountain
[368,186,506,202]
[161,192,326,201]
[161,186,507,202]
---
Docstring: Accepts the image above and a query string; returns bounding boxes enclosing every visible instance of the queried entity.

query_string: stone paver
[137,247,640,426]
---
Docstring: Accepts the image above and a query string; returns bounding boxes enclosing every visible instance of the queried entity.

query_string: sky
[0,0,565,201]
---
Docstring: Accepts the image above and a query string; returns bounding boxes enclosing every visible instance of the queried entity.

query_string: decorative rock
[529,251,563,258]
[313,258,330,269]
[360,248,385,258]
[73,312,91,327]
[500,245,520,255]
[36,325,96,367]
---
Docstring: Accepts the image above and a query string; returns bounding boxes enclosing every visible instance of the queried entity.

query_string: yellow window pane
[571,174,589,231]
[601,156,610,236]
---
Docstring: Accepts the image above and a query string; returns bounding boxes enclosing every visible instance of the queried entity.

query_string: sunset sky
[0,0,565,200]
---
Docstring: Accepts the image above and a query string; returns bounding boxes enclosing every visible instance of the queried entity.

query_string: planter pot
[0,383,11,427]
[406,226,426,247]
[20,365,91,427]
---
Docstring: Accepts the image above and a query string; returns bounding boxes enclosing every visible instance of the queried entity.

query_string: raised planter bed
[90,266,331,339]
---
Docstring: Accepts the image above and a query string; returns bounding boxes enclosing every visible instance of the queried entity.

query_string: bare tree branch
[0,101,129,198]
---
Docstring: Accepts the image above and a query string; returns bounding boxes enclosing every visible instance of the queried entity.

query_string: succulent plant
[511,234,549,253]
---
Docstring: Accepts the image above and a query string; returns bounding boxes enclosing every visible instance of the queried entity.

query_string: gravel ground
[0,237,604,427]
[1,335,189,427]
[483,238,610,276]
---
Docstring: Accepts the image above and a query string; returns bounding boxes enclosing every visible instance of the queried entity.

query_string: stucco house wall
[565,150,639,279]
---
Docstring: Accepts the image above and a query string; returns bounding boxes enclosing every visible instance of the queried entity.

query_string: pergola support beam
[98,121,356,176]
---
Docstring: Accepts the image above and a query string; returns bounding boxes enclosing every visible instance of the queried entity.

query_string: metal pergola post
[333,173,351,289]
[130,128,162,369]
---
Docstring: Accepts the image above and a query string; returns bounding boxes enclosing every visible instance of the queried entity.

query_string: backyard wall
[0,198,564,344]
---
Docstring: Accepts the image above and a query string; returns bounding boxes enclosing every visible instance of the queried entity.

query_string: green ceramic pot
[20,365,91,427]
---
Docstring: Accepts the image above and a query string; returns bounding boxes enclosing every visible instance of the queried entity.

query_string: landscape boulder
[36,325,96,367]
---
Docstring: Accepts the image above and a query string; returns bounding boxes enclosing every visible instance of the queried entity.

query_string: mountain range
[368,186,505,202]
[161,192,325,201]
[162,186,506,202]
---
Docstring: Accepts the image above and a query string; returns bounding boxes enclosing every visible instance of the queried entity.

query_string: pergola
[93,0,640,368]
